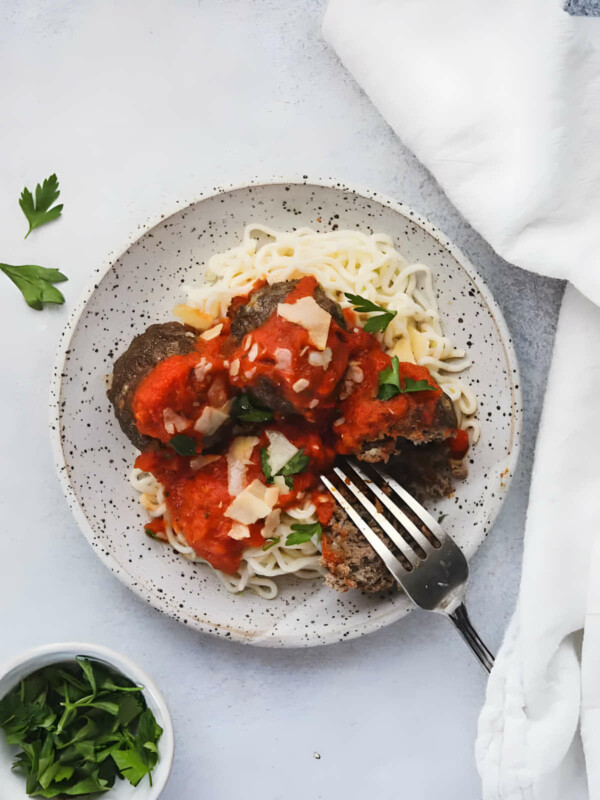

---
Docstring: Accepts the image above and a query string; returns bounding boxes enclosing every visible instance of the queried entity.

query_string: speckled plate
[50,179,522,647]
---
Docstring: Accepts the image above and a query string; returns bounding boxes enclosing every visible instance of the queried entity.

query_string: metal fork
[321,458,494,672]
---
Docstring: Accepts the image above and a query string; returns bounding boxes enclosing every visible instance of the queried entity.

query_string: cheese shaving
[277,296,331,350]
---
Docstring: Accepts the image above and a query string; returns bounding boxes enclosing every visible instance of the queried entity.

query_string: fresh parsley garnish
[0,263,67,311]
[169,434,197,456]
[231,393,274,423]
[19,174,63,238]
[286,522,322,546]
[262,536,280,551]
[260,447,310,490]
[344,292,397,333]
[145,528,158,540]
[0,657,162,796]
[377,356,437,401]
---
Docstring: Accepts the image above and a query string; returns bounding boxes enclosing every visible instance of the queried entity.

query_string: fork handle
[448,603,495,673]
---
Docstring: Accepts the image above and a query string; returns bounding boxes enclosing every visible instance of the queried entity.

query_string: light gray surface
[0,1,564,798]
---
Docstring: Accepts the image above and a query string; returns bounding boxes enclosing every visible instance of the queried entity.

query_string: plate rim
[49,175,523,647]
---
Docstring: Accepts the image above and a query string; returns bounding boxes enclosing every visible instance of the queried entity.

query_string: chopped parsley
[262,536,281,551]
[19,173,63,238]
[377,356,437,401]
[169,434,197,456]
[285,522,322,546]
[0,657,162,796]
[344,292,397,333]
[231,393,274,423]
[261,447,310,491]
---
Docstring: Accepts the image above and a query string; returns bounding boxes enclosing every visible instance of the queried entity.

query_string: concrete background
[0,1,564,798]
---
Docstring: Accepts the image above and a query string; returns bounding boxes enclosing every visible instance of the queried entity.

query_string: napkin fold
[323,1,600,797]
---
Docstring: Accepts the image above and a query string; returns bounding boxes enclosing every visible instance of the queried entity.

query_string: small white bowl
[0,643,174,799]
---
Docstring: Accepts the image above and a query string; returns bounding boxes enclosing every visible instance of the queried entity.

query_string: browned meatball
[107,322,198,450]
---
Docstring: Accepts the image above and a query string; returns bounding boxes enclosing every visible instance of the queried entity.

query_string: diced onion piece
[248,343,259,362]
[292,378,310,393]
[224,479,279,524]
[309,399,319,409]
[228,523,251,540]
[200,323,223,341]
[277,296,331,350]
[173,304,214,331]
[163,408,189,434]
[190,454,221,470]
[333,417,346,427]
[274,348,292,371]
[262,509,281,539]
[308,347,333,370]
[266,430,298,475]
[193,404,230,436]
[229,358,240,377]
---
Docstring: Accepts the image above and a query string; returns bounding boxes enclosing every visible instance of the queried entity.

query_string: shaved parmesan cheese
[277,296,331,350]
[266,430,298,474]
[248,343,259,362]
[274,348,292,371]
[163,408,189,435]
[229,359,240,377]
[308,347,333,370]
[390,334,416,365]
[193,404,230,436]
[230,436,259,464]
[190,454,221,470]
[224,479,279,524]
[173,304,214,330]
[262,509,281,539]
[273,475,291,494]
[228,523,251,540]
[194,358,212,382]
[226,436,259,496]
[200,323,223,341]
[292,378,310,393]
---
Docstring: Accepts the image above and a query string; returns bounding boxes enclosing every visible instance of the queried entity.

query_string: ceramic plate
[50,179,522,647]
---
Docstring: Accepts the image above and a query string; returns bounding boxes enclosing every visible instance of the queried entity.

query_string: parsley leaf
[231,393,274,422]
[19,174,63,238]
[261,447,310,491]
[377,357,437,401]
[0,263,67,311]
[344,292,397,333]
[286,522,322,546]
[169,434,197,456]
[260,448,273,483]
[262,536,281,551]
[279,449,310,477]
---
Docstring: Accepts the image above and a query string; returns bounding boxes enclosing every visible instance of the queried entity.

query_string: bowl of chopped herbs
[0,643,174,799]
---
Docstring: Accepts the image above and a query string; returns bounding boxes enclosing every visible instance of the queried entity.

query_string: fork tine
[332,465,420,565]
[347,460,438,555]
[320,473,409,582]
[373,464,444,538]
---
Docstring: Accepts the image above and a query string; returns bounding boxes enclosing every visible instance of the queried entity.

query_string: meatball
[107,322,198,450]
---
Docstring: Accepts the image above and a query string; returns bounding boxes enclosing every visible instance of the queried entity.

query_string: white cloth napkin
[323,1,600,797]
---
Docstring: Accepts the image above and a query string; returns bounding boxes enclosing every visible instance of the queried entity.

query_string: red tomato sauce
[334,327,444,454]
[136,425,336,574]
[229,276,350,421]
